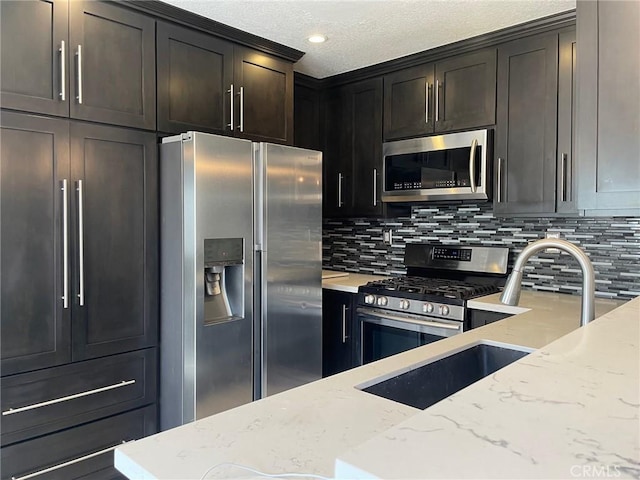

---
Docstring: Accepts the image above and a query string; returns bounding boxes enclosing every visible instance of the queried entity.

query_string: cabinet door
[434,49,497,132]
[350,78,384,216]
[1,112,71,376]
[577,1,640,214]
[322,87,352,217]
[70,123,158,360]
[69,1,156,130]
[322,290,356,377]
[494,33,558,215]
[157,22,234,135]
[0,0,69,117]
[234,47,293,144]
[294,82,321,151]
[556,29,577,214]
[383,64,434,140]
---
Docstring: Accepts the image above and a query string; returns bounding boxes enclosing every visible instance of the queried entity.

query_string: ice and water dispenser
[203,238,244,324]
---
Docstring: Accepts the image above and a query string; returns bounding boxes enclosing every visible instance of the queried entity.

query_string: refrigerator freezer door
[256,143,323,397]
[160,132,254,430]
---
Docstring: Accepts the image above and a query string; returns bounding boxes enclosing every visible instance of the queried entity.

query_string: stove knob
[364,294,376,305]
[400,299,411,310]
[376,296,388,306]
[439,305,450,316]
[423,302,434,314]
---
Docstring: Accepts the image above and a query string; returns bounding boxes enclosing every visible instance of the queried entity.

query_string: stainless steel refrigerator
[159,132,322,431]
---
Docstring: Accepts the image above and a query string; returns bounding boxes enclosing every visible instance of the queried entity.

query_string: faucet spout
[500,239,596,327]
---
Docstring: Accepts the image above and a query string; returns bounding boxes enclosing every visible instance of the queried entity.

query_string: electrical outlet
[383,229,393,245]
[545,231,560,253]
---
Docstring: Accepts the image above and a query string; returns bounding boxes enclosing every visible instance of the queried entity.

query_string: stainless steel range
[356,244,509,364]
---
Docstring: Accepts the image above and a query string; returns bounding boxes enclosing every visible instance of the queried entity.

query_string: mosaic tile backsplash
[323,204,640,300]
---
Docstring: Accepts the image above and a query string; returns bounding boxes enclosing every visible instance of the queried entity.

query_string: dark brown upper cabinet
[350,78,384,217]
[556,30,577,215]
[157,25,294,145]
[494,32,559,216]
[576,0,640,215]
[1,0,156,131]
[157,22,234,135]
[494,29,576,217]
[383,63,434,140]
[323,87,351,218]
[0,0,69,117]
[69,1,156,130]
[293,80,321,151]
[383,49,496,141]
[322,78,383,218]
[233,47,293,145]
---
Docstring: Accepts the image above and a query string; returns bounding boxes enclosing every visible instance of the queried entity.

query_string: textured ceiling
[162,0,576,78]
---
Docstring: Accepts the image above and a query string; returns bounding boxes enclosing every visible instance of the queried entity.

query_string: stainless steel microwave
[382,129,491,203]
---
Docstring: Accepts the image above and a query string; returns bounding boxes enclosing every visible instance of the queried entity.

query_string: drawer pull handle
[2,380,136,416]
[11,440,132,480]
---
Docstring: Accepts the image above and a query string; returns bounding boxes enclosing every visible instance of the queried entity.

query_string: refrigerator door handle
[258,249,267,396]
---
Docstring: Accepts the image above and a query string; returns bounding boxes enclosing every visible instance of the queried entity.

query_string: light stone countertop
[336,295,640,479]
[321,270,390,293]
[114,292,635,480]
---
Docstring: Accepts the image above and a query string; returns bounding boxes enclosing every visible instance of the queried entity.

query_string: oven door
[357,307,463,365]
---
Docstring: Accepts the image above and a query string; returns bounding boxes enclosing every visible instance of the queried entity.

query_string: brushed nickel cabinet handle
[238,86,244,132]
[75,45,82,104]
[342,305,348,343]
[497,157,503,203]
[337,173,343,208]
[59,41,66,101]
[560,153,568,202]
[2,380,136,416]
[425,82,430,123]
[10,440,132,480]
[61,179,69,309]
[372,169,377,207]
[227,84,234,131]
[435,80,440,122]
[77,180,84,306]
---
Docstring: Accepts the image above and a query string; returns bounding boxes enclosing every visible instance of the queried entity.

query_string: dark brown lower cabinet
[1,405,156,480]
[322,289,359,376]
[467,310,511,330]
[1,349,156,446]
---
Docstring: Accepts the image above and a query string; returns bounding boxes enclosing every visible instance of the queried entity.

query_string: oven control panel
[362,294,464,322]
[432,246,472,262]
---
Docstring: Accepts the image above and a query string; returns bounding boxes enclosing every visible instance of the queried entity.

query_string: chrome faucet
[500,238,596,326]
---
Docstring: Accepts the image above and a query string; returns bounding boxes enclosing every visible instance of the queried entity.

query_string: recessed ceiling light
[308,34,327,44]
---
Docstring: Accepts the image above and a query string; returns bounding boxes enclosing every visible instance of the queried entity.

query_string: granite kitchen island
[115,292,639,479]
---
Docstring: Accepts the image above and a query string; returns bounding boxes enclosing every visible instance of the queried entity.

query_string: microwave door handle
[469,138,478,193]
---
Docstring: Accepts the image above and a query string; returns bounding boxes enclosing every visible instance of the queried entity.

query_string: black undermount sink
[360,342,532,410]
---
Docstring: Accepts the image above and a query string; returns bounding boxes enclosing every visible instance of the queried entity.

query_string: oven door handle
[359,309,461,332]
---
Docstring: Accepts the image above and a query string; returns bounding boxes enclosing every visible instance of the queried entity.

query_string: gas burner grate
[362,276,500,300]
